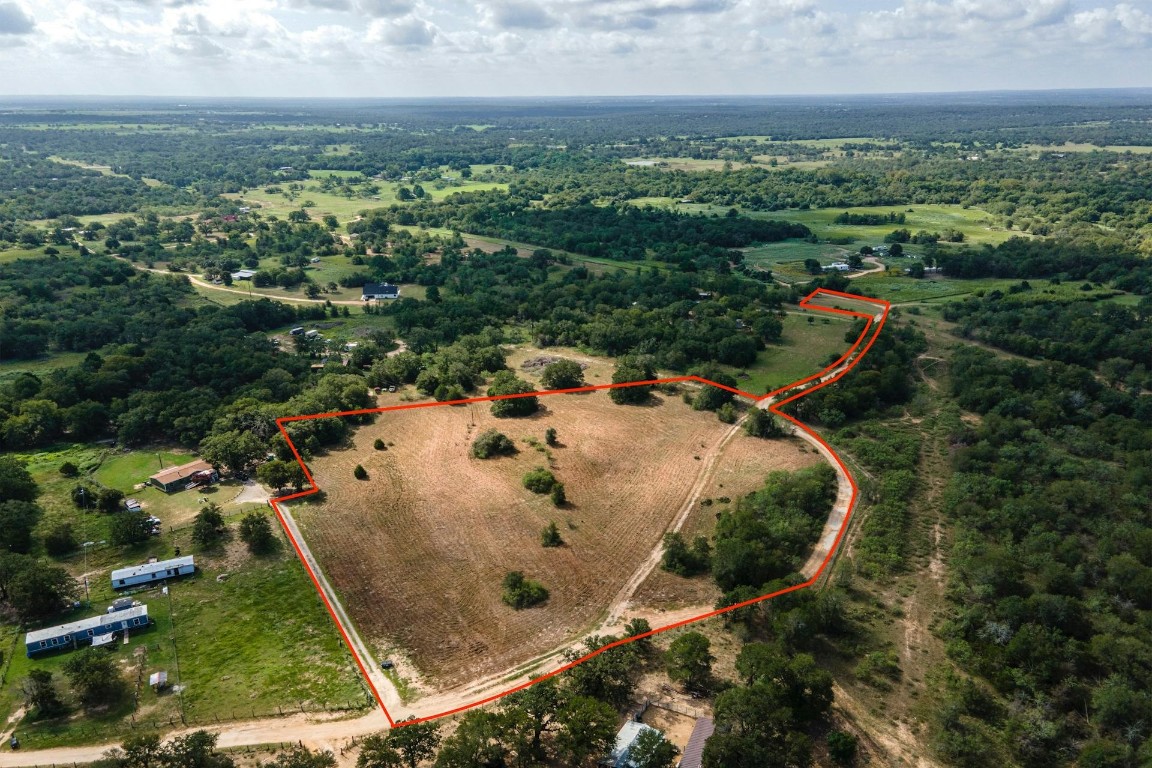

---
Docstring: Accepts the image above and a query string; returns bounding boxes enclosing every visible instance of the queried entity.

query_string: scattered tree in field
[96,486,125,514]
[354,464,368,480]
[374,438,386,450]
[689,369,738,412]
[522,467,557,494]
[64,648,125,708]
[43,522,78,556]
[545,427,558,446]
[541,521,563,548]
[0,456,38,502]
[540,360,585,391]
[629,728,680,768]
[803,258,823,275]
[609,358,657,405]
[191,503,226,549]
[666,632,713,693]
[110,509,153,546]
[717,403,738,424]
[550,482,567,507]
[239,512,276,555]
[471,429,517,459]
[502,571,549,609]
[59,461,79,477]
[488,371,540,418]
[744,408,784,438]
[22,669,65,719]
[3,558,76,621]
[661,532,711,577]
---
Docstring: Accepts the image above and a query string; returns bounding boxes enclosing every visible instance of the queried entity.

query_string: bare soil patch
[291,391,807,691]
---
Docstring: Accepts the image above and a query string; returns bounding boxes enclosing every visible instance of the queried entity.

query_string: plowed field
[291,389,814,688]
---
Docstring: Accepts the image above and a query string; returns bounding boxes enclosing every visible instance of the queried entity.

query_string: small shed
[149,671,169,690]
[25,605,150,657]
[111,555,195,590]
[149,459,217,493]
[231,269,257,281]
[602,722,660,768]
[678,717,715,768]
[362,283,400,300]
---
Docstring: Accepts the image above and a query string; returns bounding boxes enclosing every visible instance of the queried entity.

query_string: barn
[149,459,217,493]
[25,605,150,657]
[112,555,196,590]
[362,283,400,300]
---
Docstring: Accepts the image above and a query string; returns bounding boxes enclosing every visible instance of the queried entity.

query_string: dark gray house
[362,283,400,300]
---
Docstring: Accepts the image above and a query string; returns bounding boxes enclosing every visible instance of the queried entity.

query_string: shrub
[609,359,656,405]
[239,512,276,555]
[828,731,858,766]
[373,438,385,450]
[717,403,738,424]
[472,429,517,459]
[502,571,549,609]
[522,467,557,494]
[540,360,585,390]
[545,427,558,446]
[354,464,368,480]
[541,521,563,547]
[550,482,567,507]
[661,532,711,576]
[745,408,784,438]
[43,523,78,556]
[58,462,79,477]
[488,371,540,417]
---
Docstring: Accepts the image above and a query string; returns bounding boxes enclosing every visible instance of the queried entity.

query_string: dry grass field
[290,388,816,689]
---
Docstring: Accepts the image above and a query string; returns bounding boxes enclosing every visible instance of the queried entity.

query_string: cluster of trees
[501,571,549,610]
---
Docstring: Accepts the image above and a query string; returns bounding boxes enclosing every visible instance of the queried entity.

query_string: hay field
[290,389,811,688]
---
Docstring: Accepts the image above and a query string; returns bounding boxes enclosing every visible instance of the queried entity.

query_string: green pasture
[746,204,1014,247]
[718,311,855,395]
[741,241,857,282]
[1020,143,1152,154]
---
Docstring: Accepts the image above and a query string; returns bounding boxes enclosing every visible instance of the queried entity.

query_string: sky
[0,0,1149,97]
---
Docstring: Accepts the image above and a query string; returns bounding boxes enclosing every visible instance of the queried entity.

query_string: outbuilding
[678,717,715,768]
[111,556,195,590]
[25,605,150,657]
[601,722,661,768]
[362,283,400,300]
[149,459,217,493]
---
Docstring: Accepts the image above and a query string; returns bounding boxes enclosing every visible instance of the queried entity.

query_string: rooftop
[26,605,148,644]
[150,459,213,486]
[678,717,715,768]
[111,555,195,582]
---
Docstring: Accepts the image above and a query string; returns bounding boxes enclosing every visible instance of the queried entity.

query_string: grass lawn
[0,351,90,380]
[718,312,856,395]
[742,242,857,282]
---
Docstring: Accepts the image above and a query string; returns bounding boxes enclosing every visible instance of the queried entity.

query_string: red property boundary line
[268,287,891,727]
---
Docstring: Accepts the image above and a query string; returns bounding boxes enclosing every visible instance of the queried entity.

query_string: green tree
[354,464,368,480]
[0,500,42,554]
[745,408,783,438]
[827,731,858,766]
[554,696,616,767]
[111,509,153,546]
[550,482,567,507]
[0,456,39,502]
[629,728,679,768]
[433,710,507,768]
[471,430,517,459]
[501,571,549,609]
[498,677,563,765]
[260,745,334,768]
[541,521,563,548]
[488,371,540,418]
[257,460,294,491]
[540,360,585,390]
[22,668,65,719]
[64,648,124,708]
[544,427,558,446]
[388,718,442,768]
[666,632,713,693]
[563,634,639,708]
[43,522,78,556]
[191,503,226,549]
[355,734,403,768]
[7,561,76,621]
[239,513,276,555]
[522,468,557,494]
[609,359,656,405]
[198,430,266,475]
[119,732,164,768]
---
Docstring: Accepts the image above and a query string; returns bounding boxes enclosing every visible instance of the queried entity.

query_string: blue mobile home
[112,555,195,590]
[25,605,149,657]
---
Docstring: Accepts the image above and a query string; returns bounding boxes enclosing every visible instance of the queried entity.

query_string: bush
[550,482,567,507]
[488,371,540,417]
[545,427,558,446]
[502,571,549,609]
[239,512,276,555]
[717,403,738,424]
[609,359,656,405]
[373,438,385,450]
[58,462,79,477]
[827,731,858,765]
[472,429,517,459]
[744,408,784,438]
[523,468,557,494]
[540,360,585,390]
[541,521,563,547]
[661,532,711,576]
[354,464,368,480]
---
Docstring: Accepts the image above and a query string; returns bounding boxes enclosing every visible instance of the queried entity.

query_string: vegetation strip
[267,287,890,727]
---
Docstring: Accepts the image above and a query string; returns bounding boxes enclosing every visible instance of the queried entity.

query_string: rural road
[117,258,368,306]
[848,256,885,279]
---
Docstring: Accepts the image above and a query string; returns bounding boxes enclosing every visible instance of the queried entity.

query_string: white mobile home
[111,556,195,590]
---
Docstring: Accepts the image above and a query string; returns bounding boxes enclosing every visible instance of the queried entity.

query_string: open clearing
[290,389,812,691]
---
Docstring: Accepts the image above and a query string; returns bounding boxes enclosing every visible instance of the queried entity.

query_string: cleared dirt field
[290,389,811,690]
[630,418,822,611]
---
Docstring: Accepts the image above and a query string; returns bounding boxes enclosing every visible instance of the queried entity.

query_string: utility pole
[166,585,186,724]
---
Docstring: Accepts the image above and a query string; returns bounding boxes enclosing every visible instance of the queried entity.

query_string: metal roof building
[112,555,195,590]
[602,722,661,768]
[678,717,715,768]
[25,605,149,657]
